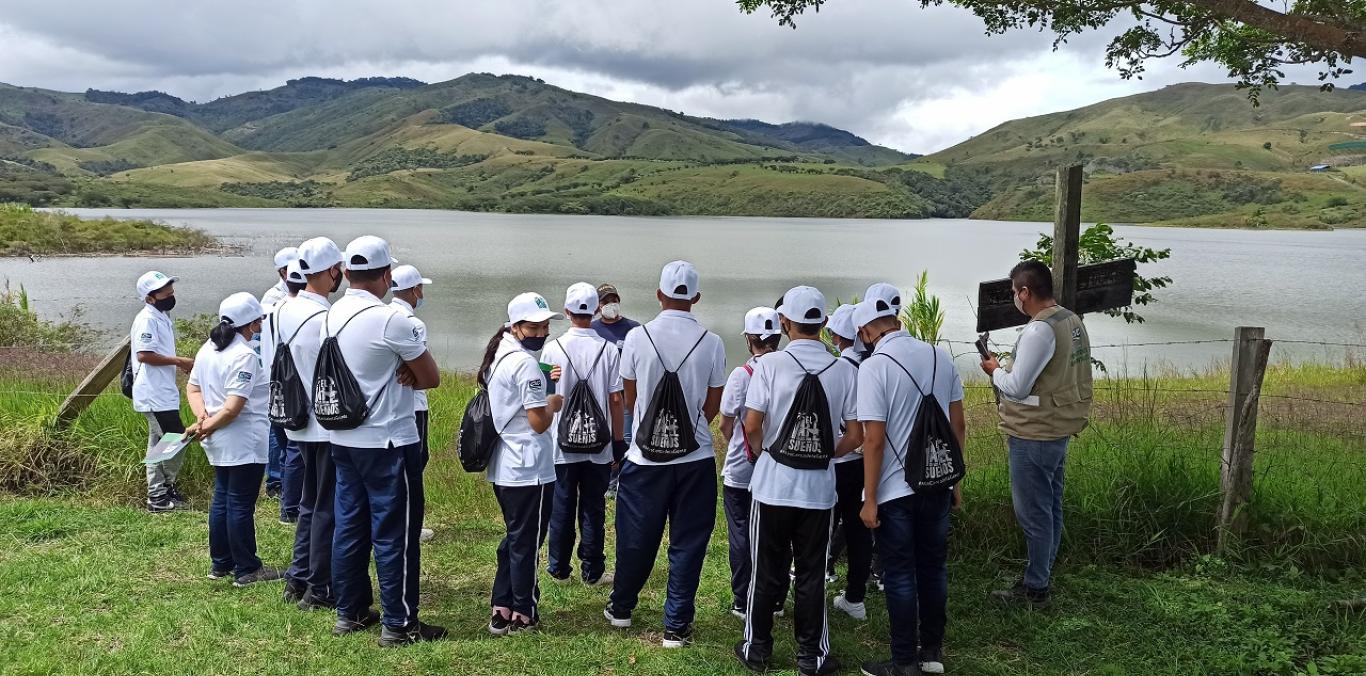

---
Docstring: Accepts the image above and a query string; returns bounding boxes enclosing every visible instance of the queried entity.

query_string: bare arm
[610,391,625,441]
[719,415,736,442]
[527,405,553,434]
[402,351,440,390]
[860,420,887,528]
[187,395,246,439]
[623,379,637,413]
[834,419,863,457]
[743,408,766,457]
[186,383,207,422]
[950,400,966,510]
[138,350,193,373]
[703,386,723,423]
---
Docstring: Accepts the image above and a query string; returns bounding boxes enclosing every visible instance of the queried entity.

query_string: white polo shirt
[746,339,858,510]
[619,309,727,466]
[261,280,288,310]
[857,331,964,505]
[275,291,331,443]
[322,288,427,449]
[485,332,556,486]
[129,304,179,413]
[541,327,623,465]
[834,346,864,465]
[720,354,763,490]
[188,334,269,466]
[390,297,430,412]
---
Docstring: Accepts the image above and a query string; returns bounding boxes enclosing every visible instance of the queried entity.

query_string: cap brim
[420,277,432,285]
[524,310,565,323]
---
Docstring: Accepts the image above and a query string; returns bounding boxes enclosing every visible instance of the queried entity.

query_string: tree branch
[1188,0,1366,58]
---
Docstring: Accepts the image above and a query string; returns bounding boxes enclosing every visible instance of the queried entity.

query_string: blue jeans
[279,438,304,520]
[1007,435,1069,591]
[266,425,285,489]
[547,462,610,582]
[877,490,951,666]
[209,463,265,578]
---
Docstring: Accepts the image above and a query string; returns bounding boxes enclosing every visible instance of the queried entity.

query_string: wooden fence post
[53,336,130,429]
[1216,326,1273,552]
[1052,165,1084,310]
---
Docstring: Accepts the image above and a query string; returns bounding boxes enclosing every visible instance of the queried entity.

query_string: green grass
[0,202,220,255]
[0,358,1363,674]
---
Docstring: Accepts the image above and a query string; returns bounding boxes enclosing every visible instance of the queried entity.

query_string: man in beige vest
[980,261,1092,605]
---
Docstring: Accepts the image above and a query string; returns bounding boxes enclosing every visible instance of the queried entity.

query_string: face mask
[1013,290,1025,314]
[152,296,176,313]
[518,335,547,352]
[329,270,343,294]
[600,303,621,320]
[414,297,425,310]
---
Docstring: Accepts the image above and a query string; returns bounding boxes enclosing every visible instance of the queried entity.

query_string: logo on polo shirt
[236,371,252,383]
[139,332,153,342]
[412,327,421,342]
[529,378,543,393]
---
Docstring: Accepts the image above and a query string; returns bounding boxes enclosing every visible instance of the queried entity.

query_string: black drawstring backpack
[555,339,612,453]
[458,352,514,472]
[767,351,837,470]
[875,346,965,493]
[120,352,135,398]
[312,305,387,431]
[636,327,707,463]
[268,307,326,430]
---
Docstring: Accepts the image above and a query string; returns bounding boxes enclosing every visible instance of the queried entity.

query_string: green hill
[927,82,1366,228]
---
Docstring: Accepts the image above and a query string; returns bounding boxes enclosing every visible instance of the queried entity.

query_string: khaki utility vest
[998,306,1093,440]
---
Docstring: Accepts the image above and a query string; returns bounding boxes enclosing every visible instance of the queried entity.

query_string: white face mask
[600,302,621,320]
[1013,289,1025,314]
[414,297,425,310]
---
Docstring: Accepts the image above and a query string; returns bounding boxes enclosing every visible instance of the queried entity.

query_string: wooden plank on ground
[53,337,130,429]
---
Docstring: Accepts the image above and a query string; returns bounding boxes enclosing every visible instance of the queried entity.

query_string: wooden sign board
[975,258,1136,332]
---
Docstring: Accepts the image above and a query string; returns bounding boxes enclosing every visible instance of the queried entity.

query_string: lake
[5,208,1364,376]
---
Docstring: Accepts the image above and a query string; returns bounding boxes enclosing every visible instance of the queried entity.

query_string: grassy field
[0,348,1363,674]
[0,202,220,256]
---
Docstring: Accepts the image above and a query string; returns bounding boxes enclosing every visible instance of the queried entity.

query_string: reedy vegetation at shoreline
[0,202,218,256]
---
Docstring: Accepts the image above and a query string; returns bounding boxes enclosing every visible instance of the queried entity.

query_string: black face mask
[329,269,343,294]
[152,296,176,313]
[518,335,547,352]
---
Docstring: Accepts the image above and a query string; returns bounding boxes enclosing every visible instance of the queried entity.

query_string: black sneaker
[298,592,337,611]
[603,603,632,628]
[547,569,572,583]
[265,484,281,499]
[279,514,298,526]
[147,496,175,513]
[283,578,307,603]
[730,603,747,620]
[991,580,1050,606]
[508,616,538,634]
[378,621,449,647]
[861,659,922,676]
[918,647,945,674]
[233,566,284,587]
[733,641,769,673]
[166,484,189,509]
[207,567,232,580]
[489,613,512,636]
[333,609,381,636]
[662,624,693,649]
[800,656,841,676]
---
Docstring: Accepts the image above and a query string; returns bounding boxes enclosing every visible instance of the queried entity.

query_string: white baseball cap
[743,306,780,337]
[865,282,902,313]
[507,292,565,326]
[828,304,857,341]
[285,260,305,285]
[779,285,827,324]
[218,292,264,328]
[273,246,299,270]
[390,264,432,292]
[853,298,898,329]
[296,237,343,274]
[658,260,700,300]
[564,282,599,315]
[136,270,176,298]
[343,235,397,271]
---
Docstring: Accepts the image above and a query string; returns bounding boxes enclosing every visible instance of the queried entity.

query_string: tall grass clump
[0,202,218,256]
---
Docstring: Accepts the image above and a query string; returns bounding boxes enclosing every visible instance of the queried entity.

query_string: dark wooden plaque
[975,258,1136,332]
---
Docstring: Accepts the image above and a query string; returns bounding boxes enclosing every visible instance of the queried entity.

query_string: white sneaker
[419,528,434,542]
[833,593,867,621]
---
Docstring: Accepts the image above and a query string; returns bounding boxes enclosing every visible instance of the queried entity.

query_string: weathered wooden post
[53,337,130,429]
[1216,326,1273,552]
[1052,165,1084,309]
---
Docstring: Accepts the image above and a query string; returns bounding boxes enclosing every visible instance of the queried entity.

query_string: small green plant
[1325,195,1348,208]
[900,270,945,344]
[0,281,93,350]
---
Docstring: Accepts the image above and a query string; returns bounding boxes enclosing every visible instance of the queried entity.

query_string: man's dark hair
[1009,260,1054,299]
[285,280,307,294]
[748,334,781,352]
[346,265,389,284]
[789,320,823,338]
[569,312,594,322]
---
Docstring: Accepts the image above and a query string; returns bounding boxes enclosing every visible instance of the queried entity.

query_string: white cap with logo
[658,260,700,300]
[343,235,397,271]
[864,282,902,313]
[390,264,432,292]
[507,292,565,326]
[564,282,599,315]
[778,285,827,324]
[285,260,306,285]
[136,271,177,298]
[273,246,299,270]
[827,304,858,341]
[218,292,264,328]
[296,237,343,274]
[853,297,898,330]
[743,306,781,337]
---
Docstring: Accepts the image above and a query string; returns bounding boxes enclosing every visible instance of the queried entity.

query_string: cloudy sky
[0,0,1332,153]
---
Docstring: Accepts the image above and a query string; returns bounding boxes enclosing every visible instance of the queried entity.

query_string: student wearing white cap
[261,247,299,309]
[388,264,436,543]
[853,297,964,676]
[824,303,874,621]
[540,283,627,587]
[263,260,308,517]
[186,292,284,587]
[480,292,565,635]
[130,270,194,512]
[605,260,726,649]
[736,286,860,676]
[325,236,443,646]
[719,306,782,620]
[279,237,346,612]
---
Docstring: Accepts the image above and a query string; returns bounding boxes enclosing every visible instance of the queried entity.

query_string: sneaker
[603,603,632,628]
[166,484,189,509]
[584,572,615,587]
[730,603,747,620]
[991,580,1049,606]
[333,609,381,636]
[419,528,435,543]
[772,605,786,618]
[733,641,769,673]
[547,570,572,583]
[871,572,885,593]
[861,659,922,676]
[378,621,449,647]
[283,578,307,603]
[265,484,281,499]
[488,613,512,636]
[508,616,538,634]
[662,625,693,648]
[298,592,337,611]
[918,647,945,674]
[800,656,841,676]
[207,567,232,580]
[825,572,838,585]
[147,497,175,513]
[278,515,298,526]
[833,593,867,621]
[233,566,284,587]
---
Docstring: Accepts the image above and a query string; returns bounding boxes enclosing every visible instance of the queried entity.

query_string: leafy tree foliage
[1020,222,1172,323]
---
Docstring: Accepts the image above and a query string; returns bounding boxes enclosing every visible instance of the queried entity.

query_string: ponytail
[476,326,512,387]
[210,318,236,351]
